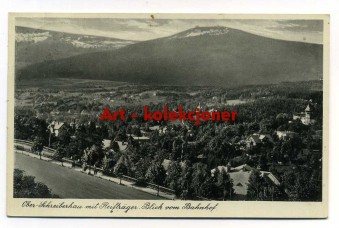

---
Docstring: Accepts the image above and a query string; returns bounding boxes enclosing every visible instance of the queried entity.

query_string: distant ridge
[15,26,136,69]
[17,26,323,87]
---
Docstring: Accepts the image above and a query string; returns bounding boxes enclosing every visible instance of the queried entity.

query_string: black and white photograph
[6,13,329,218]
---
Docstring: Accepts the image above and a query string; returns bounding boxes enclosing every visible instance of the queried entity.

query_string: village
[14,80,323,201]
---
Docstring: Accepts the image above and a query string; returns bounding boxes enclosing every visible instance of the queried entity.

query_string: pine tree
[247,169,264,200]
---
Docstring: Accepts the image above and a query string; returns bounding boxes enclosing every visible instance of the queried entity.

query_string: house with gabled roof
[102,139,128,152]
[210,164,281,200]
[48,121,65,137]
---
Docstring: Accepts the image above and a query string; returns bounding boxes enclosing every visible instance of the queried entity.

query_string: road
[14,153,161,199]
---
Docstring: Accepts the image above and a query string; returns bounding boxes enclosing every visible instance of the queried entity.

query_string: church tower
[303,104,311,125]
[305,104,311,118]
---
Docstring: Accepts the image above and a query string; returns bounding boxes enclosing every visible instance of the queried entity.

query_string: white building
[48,121,64,137]
[293,104,315,125]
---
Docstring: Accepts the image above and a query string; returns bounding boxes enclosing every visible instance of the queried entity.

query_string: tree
[102,154,114,174]
[288,119,306,134]
[74,124,93,151]
[191,162,209,198]
[115,129,127,142]
[132,127,142,137]
[280,141,293,163]
[247,169,265,200]
[165,161,181,195]
[64,139,81,160]
[31,136,45,159]
[259,154,269,171]
[57,124,73,147]
[54,145,66,166]
[30,117,49,142]
[133,157,151,186]
[89,144,103,165]
[145,161,166,196]
[282,167,321,201]
[114,152,131,173]
[259,118,273,134]
[97,124,109,139]
[200,176,217,199]
[274,113,289,128]
[216,169,234,200]
[15,115,34,140]
[114,152,131,184]
[179,163,193,200]
[14,169,58,198]
[248,122,260,134]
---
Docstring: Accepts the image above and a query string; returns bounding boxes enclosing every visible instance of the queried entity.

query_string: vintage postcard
[7,13,329,218]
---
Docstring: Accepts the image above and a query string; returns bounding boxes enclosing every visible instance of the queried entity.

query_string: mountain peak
[19,25,322,87]
[169,26,230,39]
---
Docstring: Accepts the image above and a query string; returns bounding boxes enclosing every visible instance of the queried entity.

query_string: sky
[15,17,324,44]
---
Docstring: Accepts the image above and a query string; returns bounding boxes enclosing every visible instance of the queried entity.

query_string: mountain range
[15,26,136,70]
[16,26,323,87]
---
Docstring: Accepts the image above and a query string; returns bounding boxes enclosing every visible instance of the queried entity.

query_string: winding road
[14,153,161,199]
